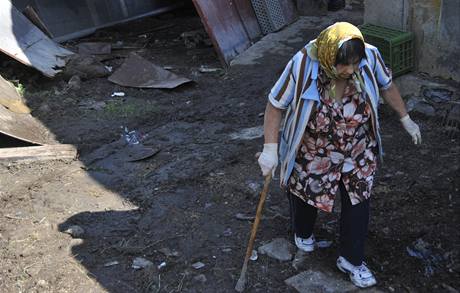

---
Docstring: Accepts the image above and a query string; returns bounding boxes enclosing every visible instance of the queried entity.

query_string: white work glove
[258,143,278,177]
[400,114,422,144]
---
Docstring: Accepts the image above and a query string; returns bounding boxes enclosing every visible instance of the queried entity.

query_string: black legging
[288,181,370,266]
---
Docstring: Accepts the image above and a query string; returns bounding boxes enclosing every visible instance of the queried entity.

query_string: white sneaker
[294,234,315,252]
[336,256,377,288]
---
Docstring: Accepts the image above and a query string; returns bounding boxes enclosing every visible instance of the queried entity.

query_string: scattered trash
[163,66,173,70]
[258,112,264,117]
[204,203,213,209]
[406,238,445,276]
[111,92,126,97]
[103,261,119,267]
[122,127,146,145]
[422,87,453,103]
[222,248,232,253]
[229,126,264,140]
[316,240,333,248]
[192,261,205,269]
[108,53,192,89]
[105,66,113,73]
[258,238,295,262]
[63,225,85,238]
[157,261,167,269]
[132,257,153,269]
[250,250,258,261]
[77,42,112,55]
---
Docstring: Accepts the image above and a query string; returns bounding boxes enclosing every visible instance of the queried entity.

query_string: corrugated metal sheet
[192,0,262,66]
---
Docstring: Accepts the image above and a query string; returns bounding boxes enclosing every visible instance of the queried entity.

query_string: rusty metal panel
[234,0,262,41]
[192,0,254,66]
[12,0,184,42]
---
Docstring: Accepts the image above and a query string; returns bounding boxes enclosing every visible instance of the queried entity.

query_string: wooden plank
[0,145,77,162]
[0,1,73,77]
[192,0,253,66]
[0,98,56,145]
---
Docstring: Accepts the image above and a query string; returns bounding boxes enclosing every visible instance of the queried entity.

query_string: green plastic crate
[360,23,414,77]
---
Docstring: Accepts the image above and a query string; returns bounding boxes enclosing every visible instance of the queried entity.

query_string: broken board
[0,145,77,162]
[0,105,56,145]
[192,0,261,66]
[0,1,73,77]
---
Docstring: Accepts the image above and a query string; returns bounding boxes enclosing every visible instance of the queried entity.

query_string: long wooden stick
[235,174,272,292]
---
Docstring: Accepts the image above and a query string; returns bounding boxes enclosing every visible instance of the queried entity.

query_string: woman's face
[335,62,359,80]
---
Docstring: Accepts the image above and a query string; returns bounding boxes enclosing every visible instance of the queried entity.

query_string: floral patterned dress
[288,69,378,212]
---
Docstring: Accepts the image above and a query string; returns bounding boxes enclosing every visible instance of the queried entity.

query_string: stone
[285,270,357,292]
[63,225,85,238]
[258,238,295,261]
[132,257,153,269]
[67,75,81,90]
[192,261,205,269]
[229,126,264,140]
[193,274,207,283]
[158,247,179,257]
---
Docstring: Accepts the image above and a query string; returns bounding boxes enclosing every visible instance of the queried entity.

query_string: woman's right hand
[258,143,278,176]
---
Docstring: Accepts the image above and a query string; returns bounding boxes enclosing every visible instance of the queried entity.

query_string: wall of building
[364,0,460,81]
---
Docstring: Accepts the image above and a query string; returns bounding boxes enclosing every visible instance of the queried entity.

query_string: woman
[257,22,421,288]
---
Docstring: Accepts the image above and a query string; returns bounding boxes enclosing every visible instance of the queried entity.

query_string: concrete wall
[364,0,460,81]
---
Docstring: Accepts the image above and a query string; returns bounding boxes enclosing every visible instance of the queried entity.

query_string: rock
[258,238,295,261]
[229,126,264,140]
[37,279,48,287]
[247,181,261,193]
[67,75,81,90]
[192,261,205,269]
[64,225,85,238]
[285,270,357,292]
[132,257,153,269]
[158,247,179,257]
[193,274,207,283]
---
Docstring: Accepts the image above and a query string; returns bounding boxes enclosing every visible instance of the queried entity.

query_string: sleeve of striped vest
[268,59,295,110]
[372,48,392,91]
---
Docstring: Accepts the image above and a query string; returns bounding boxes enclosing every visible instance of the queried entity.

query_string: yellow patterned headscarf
[306,22,365,97]
[313,22,364,78]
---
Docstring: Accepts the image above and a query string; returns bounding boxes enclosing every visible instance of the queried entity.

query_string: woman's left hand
[400,114,422,144]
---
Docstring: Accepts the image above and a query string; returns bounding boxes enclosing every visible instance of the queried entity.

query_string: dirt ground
[1,5,459,293]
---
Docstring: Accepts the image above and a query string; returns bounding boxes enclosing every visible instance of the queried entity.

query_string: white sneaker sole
[336,261,377,288]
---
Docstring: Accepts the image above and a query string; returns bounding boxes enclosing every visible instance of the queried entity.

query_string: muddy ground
[0,6,459,293]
